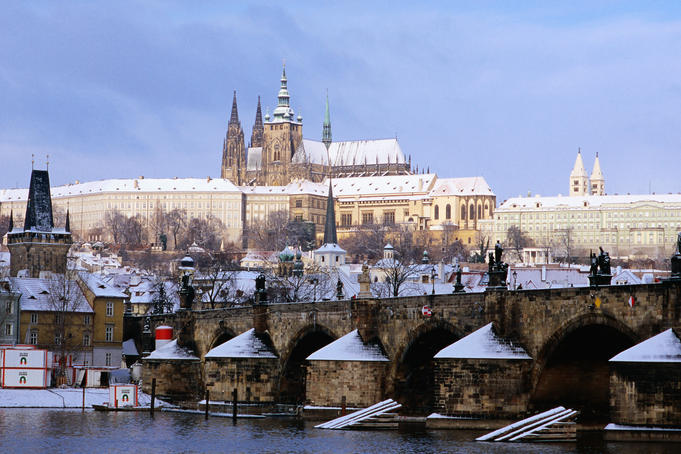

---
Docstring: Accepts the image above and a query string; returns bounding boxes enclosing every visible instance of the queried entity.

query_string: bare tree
[150,279,174,314]
[0,214,10,239]
[243,210,306,251]
[372,252,419,298]
[46,271,86,382]
[506,225,533,263]
[340,223,390,262]
[471,232,490,263]
[556,227,575,264]
[179,215,225,251]
[123,214,145,246]
[266,266,335,303]
[150,205,169,246]
[166,209,188,250]
[104,209,126,244]
[194,255,240,309]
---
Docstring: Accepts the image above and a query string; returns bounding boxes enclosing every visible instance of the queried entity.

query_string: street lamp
[430,266,437,295]
[512,270,518,290]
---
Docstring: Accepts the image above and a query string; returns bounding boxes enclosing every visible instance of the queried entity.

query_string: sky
[2,1,681,202]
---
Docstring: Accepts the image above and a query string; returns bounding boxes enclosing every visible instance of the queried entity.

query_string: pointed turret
[24,169,54,231]
[272,62,294,121]
[322,91,332,150]
[569,148,589,196]
[229,90,240,125]
[590,152,605,196]
[250,96,264,148]
[323,180,337,245]
[8,210,13,233]
[65,209,70,232]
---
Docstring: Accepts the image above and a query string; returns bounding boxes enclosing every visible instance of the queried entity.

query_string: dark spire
[323,180,337,244]
[65,209,70,232]
[8,210,13,232]
[251,95,264,148]
[23,169,54,232]
[322,90,332,150]
[229,90,239,125]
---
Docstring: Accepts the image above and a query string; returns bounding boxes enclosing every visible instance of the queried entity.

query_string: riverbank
[0,387,164,408]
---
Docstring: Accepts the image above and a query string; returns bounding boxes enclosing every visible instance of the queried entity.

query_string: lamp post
[430,266,437,295]
[512,270,518,290]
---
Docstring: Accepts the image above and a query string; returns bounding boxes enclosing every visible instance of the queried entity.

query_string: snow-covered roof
[204,328,277,359]
[122,339,139,356]
[239,180,328,196]
[294,139,406,167]
[429,177,495,197]
[610,329,681,363]
[499,193,681,210]
[306,329,389,362]
[145,339,198,360]
[434,323,531,360]
[10,277,93,313]
[315,243,346,254]
[329,174,437,199]
[78,272,127,298]
[0,177,241,202]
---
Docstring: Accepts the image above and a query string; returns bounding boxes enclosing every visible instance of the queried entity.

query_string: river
[0,409,677,453]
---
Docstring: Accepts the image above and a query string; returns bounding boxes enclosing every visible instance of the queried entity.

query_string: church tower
[8,168,72,278]
[569,149,589,196]
[590,152,605,196]
[250,96,264,148]
[261,64,303,185]
[221,91,246,185]
[322,91,332,150]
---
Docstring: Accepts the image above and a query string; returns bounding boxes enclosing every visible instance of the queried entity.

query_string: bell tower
[261,64,303,185]
[569,148,589,196]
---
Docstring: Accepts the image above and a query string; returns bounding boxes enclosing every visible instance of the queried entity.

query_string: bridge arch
[277,324,337,404]
[208,325,237,351]
[390,319,461,415]
[531,311,638,422]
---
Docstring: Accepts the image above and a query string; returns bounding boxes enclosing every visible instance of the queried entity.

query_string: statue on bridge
[336,279,344,300]
[453,259,465,293]
[255,272,268,304]
[487,241,509,290]
[588,247,613,286]
[670,232,681,280]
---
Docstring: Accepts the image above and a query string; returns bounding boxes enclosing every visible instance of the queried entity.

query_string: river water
[0,409,677,453]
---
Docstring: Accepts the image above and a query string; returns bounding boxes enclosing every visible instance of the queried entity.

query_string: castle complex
[220,65,411,186]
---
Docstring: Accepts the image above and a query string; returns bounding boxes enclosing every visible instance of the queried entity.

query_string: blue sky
[2,1,680,201]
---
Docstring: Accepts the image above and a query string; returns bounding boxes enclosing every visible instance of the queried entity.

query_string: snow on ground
[204,328,277,359]
[434,323,531,360]
[306,329,389,362]
[0,388,167,408]
[609,328,681,363]
[605,423,681,432]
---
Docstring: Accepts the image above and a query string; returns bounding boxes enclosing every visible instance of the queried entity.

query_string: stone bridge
[133,279,681,419]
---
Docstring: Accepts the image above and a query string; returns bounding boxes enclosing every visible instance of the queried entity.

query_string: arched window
[478,204,482,219]
[461,205,466,220]
[445,204,451,220]
[470,204,475,220]
[434,205,439,220]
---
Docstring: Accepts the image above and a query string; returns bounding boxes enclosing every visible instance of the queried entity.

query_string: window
[106,302,114,317]
[478,205,482,219]
[461,205,466,220]
[5,301,11,314]
[341,213,352,226]
[434,205,439,220]
[294,215,303,222]
[31,313,38,324]
[105,325,114,342]
[383,211,395,225]
[105,352,112,367]
[446,204,451,220]
[55,333,63,345]
[470,205,475,220]
[361,212,374,225]
[29,331,38,345]
[5,323,12,336]
[84,315,91,325]
[295,199,302,208]
[83,333,90,347]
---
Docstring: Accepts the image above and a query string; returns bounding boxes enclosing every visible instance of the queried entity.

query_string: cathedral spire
[273,62,293,121]
[323,180,337,245]
[229,90,240,125]
[8,210,13,233]
[322,90,332,150]
[590,152,605,196]
[65,209,70,232]
[24,169,54,232]
[251,95,264,148]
